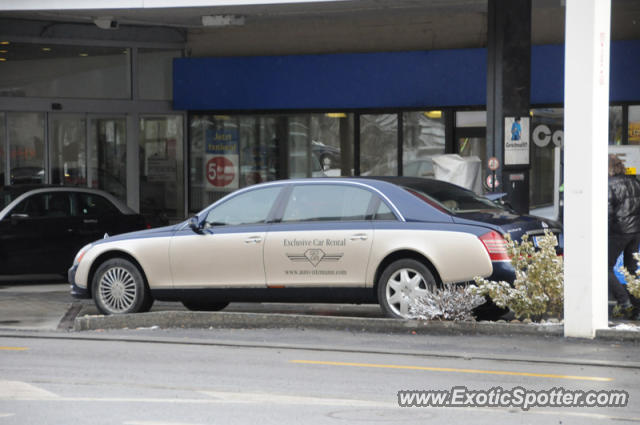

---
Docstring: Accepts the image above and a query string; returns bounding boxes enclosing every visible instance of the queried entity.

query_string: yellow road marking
[0,347,28,351]
[291,360,613,382]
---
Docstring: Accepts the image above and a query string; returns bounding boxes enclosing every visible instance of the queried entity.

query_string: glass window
[282,185,373,222]
[140,115,184,225]
[360,114,398,176]
[403,111,445,178]
[374,202,397,221]
[0,113,5,186]
[50,114,87,186]
[88,117,127,202]
[12,192,72,218]
[205,186,281,226]
[609,106,623,145]
[530,108,563,208]
[313,113,353,176]
[76,193,118,216]
[630,106,640,145]
[0,42,131,99]
[456,111,486,127]
[137,48,181,100]
[8,112,45,184]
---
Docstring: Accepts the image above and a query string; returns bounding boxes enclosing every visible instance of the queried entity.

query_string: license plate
[532,236,541,247]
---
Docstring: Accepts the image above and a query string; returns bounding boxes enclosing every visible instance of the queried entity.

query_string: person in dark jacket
[608,154,640,318]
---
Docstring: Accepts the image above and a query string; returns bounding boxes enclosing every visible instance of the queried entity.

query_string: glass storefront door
[88,116,127,203]
[50,114,87,186]
[139,115,184,226]
[359,113,398,176]
[8,112,45,184]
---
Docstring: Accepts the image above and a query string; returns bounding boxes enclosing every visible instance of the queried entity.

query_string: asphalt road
[1,332,639,425]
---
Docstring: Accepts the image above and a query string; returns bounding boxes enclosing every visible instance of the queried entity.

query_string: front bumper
[68,265,90,299]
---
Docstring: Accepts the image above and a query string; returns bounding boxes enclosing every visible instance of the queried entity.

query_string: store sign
[205,128,239,191]
[532,124,563,148]
[504,116,530,166]
[629,123,640,144]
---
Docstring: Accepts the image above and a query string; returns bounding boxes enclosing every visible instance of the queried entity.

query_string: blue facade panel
[174,49,486,111]
[174,41,640,111]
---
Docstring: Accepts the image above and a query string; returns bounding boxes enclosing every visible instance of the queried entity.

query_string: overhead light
[325,113,347,118]
[93,16,119,30]
[42,47,51,52]
[424,110,442,119]
[201,15,245,27]
[0,41,9,45]
[0,58,6,62]
[0,50,7,53]
[79,53,89,57]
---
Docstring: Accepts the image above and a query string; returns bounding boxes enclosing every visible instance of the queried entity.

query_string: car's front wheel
[377,259,437,318]
[181,301,229,311]
[92,258,153,315]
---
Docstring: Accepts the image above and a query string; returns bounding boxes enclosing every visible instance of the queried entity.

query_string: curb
[72,311,640,342]
[74,310,567,336]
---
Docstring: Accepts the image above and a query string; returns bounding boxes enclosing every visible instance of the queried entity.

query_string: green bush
[472,230,564,320]
[618,252,640,299]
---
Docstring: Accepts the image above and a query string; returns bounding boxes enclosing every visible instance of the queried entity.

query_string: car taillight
[479,231,510,261]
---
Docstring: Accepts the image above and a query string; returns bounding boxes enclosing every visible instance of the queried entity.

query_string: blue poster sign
[205,128,239,155]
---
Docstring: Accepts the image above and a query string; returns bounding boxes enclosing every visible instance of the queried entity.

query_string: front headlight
[73,244,93,266]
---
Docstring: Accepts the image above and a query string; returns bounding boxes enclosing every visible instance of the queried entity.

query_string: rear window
[403,184,506,214]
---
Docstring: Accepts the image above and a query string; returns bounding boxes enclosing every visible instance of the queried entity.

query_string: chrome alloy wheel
[385,268,432,318]
[98,266,138,313]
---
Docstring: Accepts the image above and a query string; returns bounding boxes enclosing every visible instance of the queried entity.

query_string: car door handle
[350,233,368,241]
[244,236,263,244]
[83,219,98,224]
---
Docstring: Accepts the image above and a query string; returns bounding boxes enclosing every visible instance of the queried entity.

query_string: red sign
[486,174,500,189]
[487,156,500,171]
[206,156,236,187]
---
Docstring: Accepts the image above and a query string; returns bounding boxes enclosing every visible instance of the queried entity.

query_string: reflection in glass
[0,43,130,99]
[139,115,184,225]
[457,137,485,162]
[138,48,181,100]
[50,114,86,186]
[8,112,45,184]
[609,106,623,145]
[403,111,445,178]
[629,105,640,145]
[89,117,127,202]
[360,114,397,176]
[0,113,4,186]
[530,108,563,208]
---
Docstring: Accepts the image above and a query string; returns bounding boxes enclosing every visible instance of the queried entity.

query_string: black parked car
[0,185,148,277]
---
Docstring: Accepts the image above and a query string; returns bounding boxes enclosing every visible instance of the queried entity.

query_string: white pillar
[563,0,611,338]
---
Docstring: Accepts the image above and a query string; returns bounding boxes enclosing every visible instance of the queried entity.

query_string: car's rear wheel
[92,258,153,315]
[181,301,229,312]
[377,259,437,319]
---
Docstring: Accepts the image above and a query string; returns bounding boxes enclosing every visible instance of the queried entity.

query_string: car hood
[452,210,563,248]
[94,223,181,245]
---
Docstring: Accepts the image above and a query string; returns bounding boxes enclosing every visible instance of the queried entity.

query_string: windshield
[403,184,507,214]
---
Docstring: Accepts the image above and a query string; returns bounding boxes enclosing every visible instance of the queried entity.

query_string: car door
[0,191,76,274]
[169,185,283,288]
[73,192,123,245]
[263,183,375,287]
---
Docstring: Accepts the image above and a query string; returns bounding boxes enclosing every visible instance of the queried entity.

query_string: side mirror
[188,216,204,234]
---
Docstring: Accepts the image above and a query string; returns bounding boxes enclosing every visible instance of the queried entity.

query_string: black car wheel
[181,301,230,311]
[377,259,437,318]
[92,258,153,315]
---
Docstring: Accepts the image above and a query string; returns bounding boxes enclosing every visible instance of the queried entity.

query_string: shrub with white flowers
[619,252,640,299]
[408,283,485,321]
[472,230,564,320]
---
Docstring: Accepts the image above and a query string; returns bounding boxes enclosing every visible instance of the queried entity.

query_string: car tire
[181,301,229,312]
[92,258,153,315]
[377,259,437,319]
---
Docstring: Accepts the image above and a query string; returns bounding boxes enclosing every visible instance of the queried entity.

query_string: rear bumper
[68,265,90,299]
[488,261,516,284]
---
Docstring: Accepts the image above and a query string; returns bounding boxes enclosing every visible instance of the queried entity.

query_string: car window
[77,193,119,216]
[282,184,373,222]
[405,184,505,213]
[10,192,72,218]
[374,202,397,221]
[205,186,281,226]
